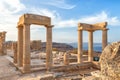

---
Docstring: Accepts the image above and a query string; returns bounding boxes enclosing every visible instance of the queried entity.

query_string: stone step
[31,67,47,72]
[31,64,45,68]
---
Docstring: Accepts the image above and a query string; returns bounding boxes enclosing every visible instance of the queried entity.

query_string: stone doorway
[77,22,108,63]
[15,14,53,73]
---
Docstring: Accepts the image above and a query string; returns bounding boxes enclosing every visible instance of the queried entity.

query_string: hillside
[41,42,74,51]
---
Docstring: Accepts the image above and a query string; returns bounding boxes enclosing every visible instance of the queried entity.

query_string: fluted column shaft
[78,30,83,63]
[23,24,30,73]
[13,42,17,64]
[102,29,108,50]
[88,31,93,62]
[17,26,23,67]
[46,26,52,71]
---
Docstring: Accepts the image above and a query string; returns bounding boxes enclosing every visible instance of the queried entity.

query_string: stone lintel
[78,22,107,31]
[17,13,51,27]
[92,22,107,28]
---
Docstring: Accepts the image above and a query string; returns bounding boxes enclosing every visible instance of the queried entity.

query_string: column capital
[45,25,54,28]
[17,23,30,28]
[17,25,23,28]
[77,29,83,31]
[23,23,31,26]
[102,28,109,31]
[87,30,94,32]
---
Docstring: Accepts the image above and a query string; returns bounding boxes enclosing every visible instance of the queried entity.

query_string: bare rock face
[99,41,120,80]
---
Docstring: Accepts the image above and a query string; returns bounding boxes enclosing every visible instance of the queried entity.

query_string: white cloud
[0,0,120,42]
[55,11,120,28]
[27,8,61,29]
[26,9,120,28]
[0,0,25,41]
[0,0,25,15]
[43,0,76,9]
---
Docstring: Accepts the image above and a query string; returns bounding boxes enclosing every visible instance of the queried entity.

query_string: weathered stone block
[38,74,55,80]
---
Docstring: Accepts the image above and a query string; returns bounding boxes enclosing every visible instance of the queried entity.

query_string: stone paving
[0,56,20,80]
[0,51,99,80]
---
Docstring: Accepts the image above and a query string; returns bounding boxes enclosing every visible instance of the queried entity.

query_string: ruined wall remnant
[78,22,108,63]
[30,40,41,51]
[0,31,7,55]
[17,13,53,73]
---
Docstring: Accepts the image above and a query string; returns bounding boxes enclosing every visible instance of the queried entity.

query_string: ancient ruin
[77,22,108,63]
[30,40,41,51]
[1,12,119,80]
[12,42,17,64]
[16,14,53,73]
[0,31,7,55]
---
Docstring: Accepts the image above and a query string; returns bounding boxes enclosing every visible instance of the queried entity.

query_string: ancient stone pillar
[17,26,23,67]
[13,42,17,64]
[23,24,30,73]
[2,32,7,55]
[88,31,93,62]
[0,32,7,55]
[64,52,69,65]
[78,30,83,63]
[46,26,53,71]
[102,29,108,50]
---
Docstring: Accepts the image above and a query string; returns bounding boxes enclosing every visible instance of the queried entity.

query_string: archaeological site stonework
[0,31,7,55]
[16,13,54,73]
[77,22,108,63]
[30,40,41,51]
[12,42,17,64]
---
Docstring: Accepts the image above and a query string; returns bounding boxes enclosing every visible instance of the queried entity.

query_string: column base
[77,61,82,64]
[23,64,30,73]
[17,63,23,67]
[88,57,93,62]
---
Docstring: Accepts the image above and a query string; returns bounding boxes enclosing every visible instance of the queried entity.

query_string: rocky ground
[0,51,99,80]
[0,56,20,80]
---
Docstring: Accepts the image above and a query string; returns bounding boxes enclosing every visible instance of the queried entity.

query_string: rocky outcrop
[83,41,120,80]
[99,41,120,80]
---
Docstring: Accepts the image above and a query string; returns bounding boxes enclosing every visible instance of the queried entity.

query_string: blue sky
[0,0,120,43]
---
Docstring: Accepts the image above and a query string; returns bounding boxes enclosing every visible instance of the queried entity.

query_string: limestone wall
[30,40,41,51]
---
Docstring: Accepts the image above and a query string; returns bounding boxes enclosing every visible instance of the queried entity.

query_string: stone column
[46,26,53,71]
[23,24,30,73]
[17,26,23,67]
[2,32,7,55]
[102,29,108,50]
[13,42,17,64]
[88,31,93,62]
[64,53,69,65]
[78,30,83,63]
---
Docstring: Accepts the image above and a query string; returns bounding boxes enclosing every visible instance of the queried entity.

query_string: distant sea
[69,43,102,52]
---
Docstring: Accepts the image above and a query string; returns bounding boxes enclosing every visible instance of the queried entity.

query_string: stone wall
[30,40,41,51]
[6,40,41,52]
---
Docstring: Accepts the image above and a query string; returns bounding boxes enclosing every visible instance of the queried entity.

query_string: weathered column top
[78,22,108,31]
[17,13,52,27]
[45,25,54,28]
